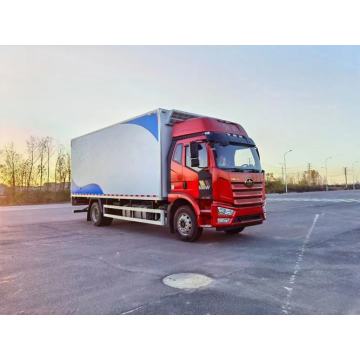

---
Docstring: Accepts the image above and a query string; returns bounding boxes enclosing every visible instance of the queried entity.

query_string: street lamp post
[278,163,284,184]
[352,161,359,190]
[283,150,292,193]
[325,156,332,191]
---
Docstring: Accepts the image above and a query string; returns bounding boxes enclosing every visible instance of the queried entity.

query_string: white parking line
[121,304,146,315]
[268,198,360,203]
[281,213,320,315]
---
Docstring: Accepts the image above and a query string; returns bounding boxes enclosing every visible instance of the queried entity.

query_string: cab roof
[172,117,248,138]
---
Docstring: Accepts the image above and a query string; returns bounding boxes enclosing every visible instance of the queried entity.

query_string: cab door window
[185,143,208,171]
[172,143,183,164]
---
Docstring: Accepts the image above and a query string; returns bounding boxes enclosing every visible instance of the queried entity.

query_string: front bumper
[209,202,265,228]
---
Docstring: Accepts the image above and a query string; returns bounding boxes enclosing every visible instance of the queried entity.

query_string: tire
[89,201,113,226]
[174,205,202,242]
[225,227,244,235]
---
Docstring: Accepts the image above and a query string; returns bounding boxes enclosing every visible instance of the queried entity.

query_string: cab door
[170,142,184,191]
[182,142,210,199]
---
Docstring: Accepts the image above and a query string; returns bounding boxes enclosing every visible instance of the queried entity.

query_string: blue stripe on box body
[72,182,104,195]
[127,113,159,141]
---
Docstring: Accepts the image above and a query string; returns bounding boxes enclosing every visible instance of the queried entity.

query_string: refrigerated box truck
[71,109,266,241]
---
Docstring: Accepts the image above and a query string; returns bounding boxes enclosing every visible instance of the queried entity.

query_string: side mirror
[190,142,200,167]
[190,141,199,158]
[191,158,200,167]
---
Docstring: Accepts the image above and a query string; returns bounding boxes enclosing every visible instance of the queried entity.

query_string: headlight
[217,207,235,216]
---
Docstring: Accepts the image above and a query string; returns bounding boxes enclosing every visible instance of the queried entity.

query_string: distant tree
[45,136,55,188]
[18,158,31,188]
[1,143,22,194]
[300,169,322,186]
[0,147,4,184]
[265,172,283,193]
[55,146,67,190]
[66,152,71,188]
[36,137,47,189]
[26,136,38,189]
[288,175,296,185]
[0,139,71,205]
[266,172,277,182]
[309,169,321,186]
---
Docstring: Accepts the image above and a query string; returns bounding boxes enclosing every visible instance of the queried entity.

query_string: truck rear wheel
[225,227,244,235]
[174,205,202,242]
[90,201,113,226]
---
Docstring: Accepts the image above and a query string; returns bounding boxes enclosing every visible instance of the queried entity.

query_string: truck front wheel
[174,205,202,242]
[90,201,113,226]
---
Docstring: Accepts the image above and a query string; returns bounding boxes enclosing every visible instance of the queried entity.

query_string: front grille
[234,214,263,223]
[231,181,264,207]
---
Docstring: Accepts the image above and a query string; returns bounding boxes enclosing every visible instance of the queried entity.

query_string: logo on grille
[245,178,254,187]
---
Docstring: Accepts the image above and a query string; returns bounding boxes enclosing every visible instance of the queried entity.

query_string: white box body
[71,109,174,199]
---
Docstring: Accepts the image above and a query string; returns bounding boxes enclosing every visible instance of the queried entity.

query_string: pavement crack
[119,289,186,315]
[81,254,163,277]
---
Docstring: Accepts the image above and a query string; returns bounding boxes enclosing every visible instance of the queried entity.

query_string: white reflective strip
[104,205,165,214]
[71,194,162,200]
[103,213,165,226]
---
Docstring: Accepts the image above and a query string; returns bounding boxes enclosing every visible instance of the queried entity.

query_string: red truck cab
[168,117,265,241]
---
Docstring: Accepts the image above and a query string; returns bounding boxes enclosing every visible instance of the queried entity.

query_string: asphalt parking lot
[1,190,359,315]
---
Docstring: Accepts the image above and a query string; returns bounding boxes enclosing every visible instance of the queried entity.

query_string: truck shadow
[110,220,260,246]
[198,231,259,245]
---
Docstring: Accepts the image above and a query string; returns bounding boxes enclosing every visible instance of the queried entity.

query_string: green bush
[265,180,284,193]
[266,181,326,194]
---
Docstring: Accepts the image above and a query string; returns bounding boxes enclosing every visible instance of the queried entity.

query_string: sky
[0,46,359,183]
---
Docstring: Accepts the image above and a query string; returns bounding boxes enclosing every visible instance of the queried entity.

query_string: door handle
[183,181,187,189]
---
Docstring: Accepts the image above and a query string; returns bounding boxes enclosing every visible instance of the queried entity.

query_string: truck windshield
[212,143,262,173]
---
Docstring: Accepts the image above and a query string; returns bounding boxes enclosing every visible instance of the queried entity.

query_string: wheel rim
[177,212,193,236]
[91,204,100,223]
